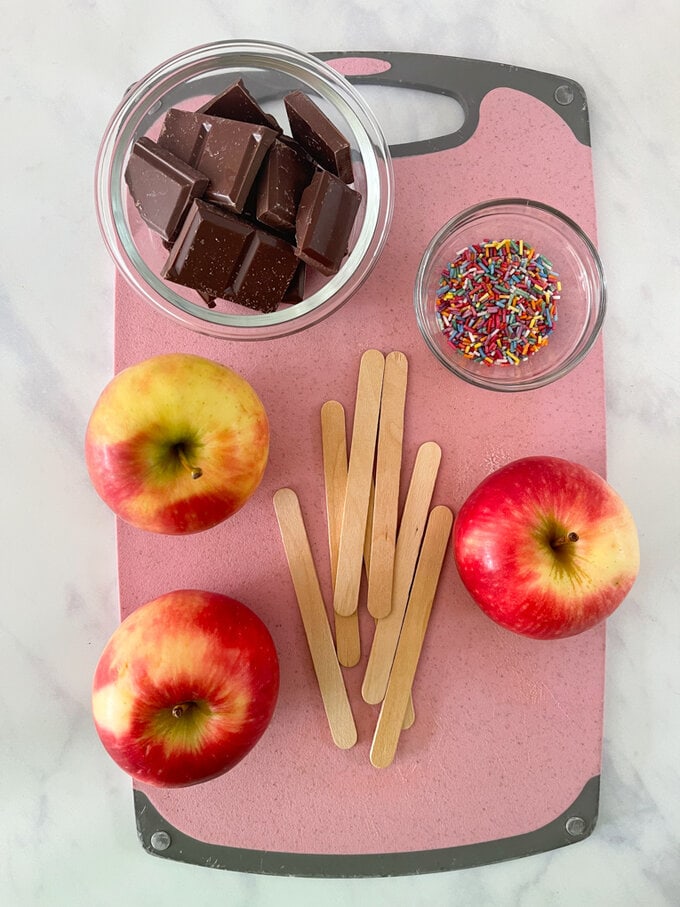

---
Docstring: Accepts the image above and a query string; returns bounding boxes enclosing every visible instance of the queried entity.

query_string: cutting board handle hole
[356,85,465,148]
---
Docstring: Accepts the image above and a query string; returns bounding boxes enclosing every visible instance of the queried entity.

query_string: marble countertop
[2,2,678,904]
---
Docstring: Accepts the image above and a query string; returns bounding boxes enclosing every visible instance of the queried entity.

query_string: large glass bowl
[95,40,394,340]
[414,199,606,392]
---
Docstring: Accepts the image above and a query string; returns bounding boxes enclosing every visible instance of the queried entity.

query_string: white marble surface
[1,1,679,904]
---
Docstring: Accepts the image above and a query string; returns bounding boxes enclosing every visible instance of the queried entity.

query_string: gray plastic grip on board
[134,775,599,877]
[314,50,590,156]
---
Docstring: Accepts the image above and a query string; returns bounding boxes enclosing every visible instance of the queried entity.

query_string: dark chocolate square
[295,170,361,276]
[284,90,354,183]
[256,139,315,234]
[157,109,225,168]
[282,261,306,304]
[161,199,253,298]
[198,78,282,133]
[230,230,299,313]
[194,118,277,212]
[124,137,209,241]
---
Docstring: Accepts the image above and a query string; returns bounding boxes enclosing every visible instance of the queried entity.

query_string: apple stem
[177,448,202,480]
[171,702,194,718]
[552,531,579,548]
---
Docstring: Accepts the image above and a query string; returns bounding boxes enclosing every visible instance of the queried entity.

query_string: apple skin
[453,456,640,640]
[92,590,280,787]
[85,353,269,534]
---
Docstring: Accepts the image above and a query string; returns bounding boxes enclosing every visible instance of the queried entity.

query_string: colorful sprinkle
[435,239,560,366]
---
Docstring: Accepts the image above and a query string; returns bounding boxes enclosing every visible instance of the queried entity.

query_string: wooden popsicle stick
[364,475,415,728]
[363,478,375,576]
[273,488,357,750]
[333,350,385,617]
[402,695,415,729]
[362,441,442,705]
[321,416,413,723]
[367,351,408,619]
[321,401,360,668]
[370,505,453,768]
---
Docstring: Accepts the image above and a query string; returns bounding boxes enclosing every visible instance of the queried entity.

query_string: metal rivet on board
[150,830,172,851]
[565,816,587,837]
[554,84,575,106]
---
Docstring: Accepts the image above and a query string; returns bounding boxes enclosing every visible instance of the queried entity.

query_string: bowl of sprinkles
[414,199,606,392]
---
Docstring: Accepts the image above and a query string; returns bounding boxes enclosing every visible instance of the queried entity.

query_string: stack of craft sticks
[274,349,452,767]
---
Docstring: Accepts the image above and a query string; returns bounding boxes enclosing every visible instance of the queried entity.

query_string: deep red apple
[92,590,279,787]
[85,353,269,534]
[453,456,640,639]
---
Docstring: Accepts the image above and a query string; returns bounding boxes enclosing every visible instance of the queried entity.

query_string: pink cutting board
[113,53,606,875]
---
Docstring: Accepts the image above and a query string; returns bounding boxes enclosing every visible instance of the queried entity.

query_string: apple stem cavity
[176,447,203,480]
[551,531,579,549]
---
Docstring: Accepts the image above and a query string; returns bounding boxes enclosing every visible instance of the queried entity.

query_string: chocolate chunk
[157,109,224,168]
[124,137,209,241]
[241,178,260,220]
[161,199,253,298]
[282,262,306,304]
[295,170,361,276]
[198,79,282,133]
[256,139,315,234]
[284,90,354,183]
[197,290,217,308]
[230,230,299,313]
[194,118,277,213]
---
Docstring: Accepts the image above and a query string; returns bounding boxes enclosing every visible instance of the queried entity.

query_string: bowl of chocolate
[95,40,394,339]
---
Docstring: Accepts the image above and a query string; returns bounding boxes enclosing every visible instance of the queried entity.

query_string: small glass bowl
[95,40,394,340]
[414,199,606,392]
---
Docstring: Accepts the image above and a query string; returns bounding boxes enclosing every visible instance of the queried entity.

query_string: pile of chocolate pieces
[124,79,362,313]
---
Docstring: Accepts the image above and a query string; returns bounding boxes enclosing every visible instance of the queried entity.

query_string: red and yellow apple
[453,456,640,639]
[85,353,269,534]
[92,589,280,787]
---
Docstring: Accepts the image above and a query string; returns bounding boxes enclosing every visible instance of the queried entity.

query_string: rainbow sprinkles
[435,239,561,366]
